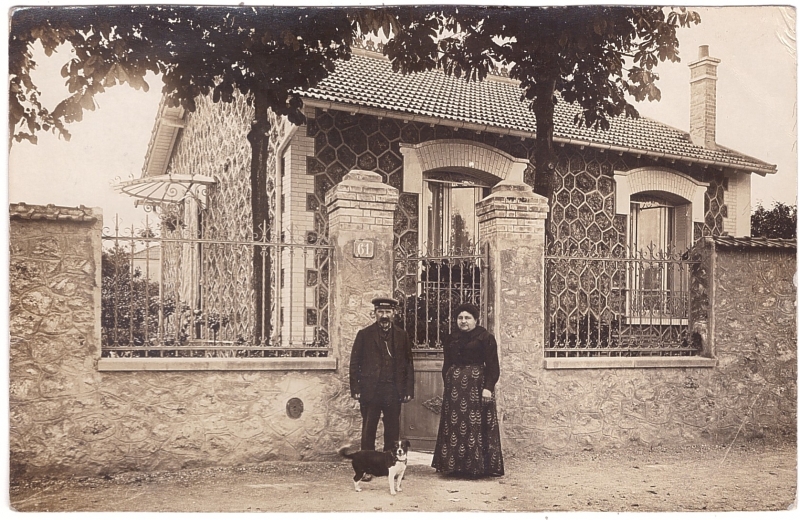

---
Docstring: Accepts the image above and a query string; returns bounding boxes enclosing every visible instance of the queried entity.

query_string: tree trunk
[247,92,272,344]
[531,72,558,245]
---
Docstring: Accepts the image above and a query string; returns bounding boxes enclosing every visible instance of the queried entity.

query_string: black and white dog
[338,440,410,495]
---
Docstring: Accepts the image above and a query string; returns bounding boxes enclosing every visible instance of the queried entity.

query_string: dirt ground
[8,442,797,513]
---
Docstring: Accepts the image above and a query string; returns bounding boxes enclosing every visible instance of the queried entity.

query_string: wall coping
[9,202,100,222]
[544,356,717,370]
[706,236,797,250]
[98,357,338,371]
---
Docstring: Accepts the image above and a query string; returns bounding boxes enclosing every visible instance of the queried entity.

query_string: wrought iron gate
[394,245,488,451]
[393,246,488,351]
[545,243,701,357]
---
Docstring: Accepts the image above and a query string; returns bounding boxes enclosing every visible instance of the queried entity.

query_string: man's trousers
[359,384,401,451]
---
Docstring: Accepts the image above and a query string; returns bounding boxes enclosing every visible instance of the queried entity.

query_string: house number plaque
[353,239,374,258]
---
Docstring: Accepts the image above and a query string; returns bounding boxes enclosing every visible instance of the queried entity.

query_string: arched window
[615,167,709,252]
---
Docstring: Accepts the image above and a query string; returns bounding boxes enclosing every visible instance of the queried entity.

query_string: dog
[338,440,410,495]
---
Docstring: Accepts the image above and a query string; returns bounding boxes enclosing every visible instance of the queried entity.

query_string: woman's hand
[481,389,493,401]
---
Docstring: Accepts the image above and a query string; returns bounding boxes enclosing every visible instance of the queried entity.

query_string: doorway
[399,171,492,451]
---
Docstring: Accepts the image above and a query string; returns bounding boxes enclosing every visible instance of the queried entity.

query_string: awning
[117,173,216,208]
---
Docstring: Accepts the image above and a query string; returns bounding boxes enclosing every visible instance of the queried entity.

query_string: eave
[300,97,777,177]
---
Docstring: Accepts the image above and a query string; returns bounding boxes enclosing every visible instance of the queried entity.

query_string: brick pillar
[477,181,549,457]
[326,170,399,362]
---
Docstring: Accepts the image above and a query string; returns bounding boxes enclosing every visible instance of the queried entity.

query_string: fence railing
[545,243,701,357]
[394,246,487,352]
[101,216,331,358]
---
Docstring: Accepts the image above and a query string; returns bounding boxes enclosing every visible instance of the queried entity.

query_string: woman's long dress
[431,326,504,477]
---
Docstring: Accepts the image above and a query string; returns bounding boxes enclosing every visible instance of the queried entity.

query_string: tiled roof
[301,51,776,175]
[9,203,99,222]
[710,236,796,249]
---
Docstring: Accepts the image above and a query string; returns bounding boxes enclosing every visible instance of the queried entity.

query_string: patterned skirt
[431,364,504,477]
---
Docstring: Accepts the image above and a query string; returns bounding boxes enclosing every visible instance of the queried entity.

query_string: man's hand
[401,395,412,403]
[481,389,493,402]
[352,393,360,400]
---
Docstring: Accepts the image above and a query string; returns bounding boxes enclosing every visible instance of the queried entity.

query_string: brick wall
[689,51,720,149]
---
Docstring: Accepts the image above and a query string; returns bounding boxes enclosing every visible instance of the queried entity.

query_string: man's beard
[379,317,391,328]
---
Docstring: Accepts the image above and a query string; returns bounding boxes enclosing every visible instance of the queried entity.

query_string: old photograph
[7,3,797,514]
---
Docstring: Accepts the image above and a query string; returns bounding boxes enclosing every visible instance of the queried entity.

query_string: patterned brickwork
[703,173,727,237]
[167,92,257,342]
[550,147,633,253]
[306,111,732,360]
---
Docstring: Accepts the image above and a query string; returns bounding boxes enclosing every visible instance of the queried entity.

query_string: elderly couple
[349,296,504,478]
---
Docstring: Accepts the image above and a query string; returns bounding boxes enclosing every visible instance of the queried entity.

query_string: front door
[397,172,488,452]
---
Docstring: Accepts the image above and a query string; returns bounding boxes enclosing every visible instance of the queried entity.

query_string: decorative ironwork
[545,242,701,357]
[394,245,487,351]
[101,213,332,358]
[352,35,385,54]
[422,396,443,415]
[117,173,216,209]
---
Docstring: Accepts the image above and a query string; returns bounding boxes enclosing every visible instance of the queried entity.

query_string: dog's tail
[337,446,357,459]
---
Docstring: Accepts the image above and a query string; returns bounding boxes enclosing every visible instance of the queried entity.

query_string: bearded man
[349,297,415,452]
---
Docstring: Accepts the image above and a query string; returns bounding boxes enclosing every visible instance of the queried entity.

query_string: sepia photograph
[6,2,797,514]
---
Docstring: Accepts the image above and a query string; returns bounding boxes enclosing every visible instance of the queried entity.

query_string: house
[122,41,775,348]
[131,244,162,283]
[106,42,788,453]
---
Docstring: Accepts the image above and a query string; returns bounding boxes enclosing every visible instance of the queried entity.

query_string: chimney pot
[699,45,709,59]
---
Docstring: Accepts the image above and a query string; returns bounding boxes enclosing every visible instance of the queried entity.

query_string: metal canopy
[118,173,216,208]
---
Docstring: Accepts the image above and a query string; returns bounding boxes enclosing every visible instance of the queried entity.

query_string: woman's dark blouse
[442,325,500,392]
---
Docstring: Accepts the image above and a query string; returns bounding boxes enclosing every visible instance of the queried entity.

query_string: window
[421,173,489,253]
[628,194,692,323]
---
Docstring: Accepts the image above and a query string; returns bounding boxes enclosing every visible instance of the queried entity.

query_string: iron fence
[101,215,331,357]
[394,246,487,352]
[545,243,701,357]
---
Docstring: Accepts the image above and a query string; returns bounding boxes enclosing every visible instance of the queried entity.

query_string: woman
[431,302,504,477]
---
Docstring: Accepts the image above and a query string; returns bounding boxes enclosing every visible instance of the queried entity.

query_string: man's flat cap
[372,297,399,309]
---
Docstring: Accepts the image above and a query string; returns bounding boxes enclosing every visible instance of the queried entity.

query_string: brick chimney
[689,45,721,150]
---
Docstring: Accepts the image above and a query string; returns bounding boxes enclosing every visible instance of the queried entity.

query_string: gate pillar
[326,169,399,362]
[477,181,549,457]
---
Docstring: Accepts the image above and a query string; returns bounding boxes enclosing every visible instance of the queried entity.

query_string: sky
[6,4,799,234]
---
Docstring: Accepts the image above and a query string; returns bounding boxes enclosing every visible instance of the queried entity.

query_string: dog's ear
[403,440,411,450]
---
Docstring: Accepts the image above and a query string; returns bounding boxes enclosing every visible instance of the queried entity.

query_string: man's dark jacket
[349,322,414,402]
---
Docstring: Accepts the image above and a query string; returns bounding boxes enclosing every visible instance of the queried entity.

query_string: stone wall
[9,204,795,480]
[495,237,796,456]
[9,203,360,481]
[710,241,797,439]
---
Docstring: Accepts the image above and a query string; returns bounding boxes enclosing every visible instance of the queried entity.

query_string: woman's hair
[453,302,480,322]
